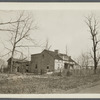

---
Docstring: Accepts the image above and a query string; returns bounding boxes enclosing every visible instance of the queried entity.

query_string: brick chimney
[54,50,59,54]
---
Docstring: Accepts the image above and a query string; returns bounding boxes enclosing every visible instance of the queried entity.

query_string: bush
[66,71,72,76]
[51,72,62,76]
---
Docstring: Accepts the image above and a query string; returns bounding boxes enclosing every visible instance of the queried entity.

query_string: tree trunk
[10,46,15,73]
[10,57,13,73]
[94,60,97,74]
[93,39,97,74]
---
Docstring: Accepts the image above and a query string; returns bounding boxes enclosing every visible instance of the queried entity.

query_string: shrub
[51,72,62,76]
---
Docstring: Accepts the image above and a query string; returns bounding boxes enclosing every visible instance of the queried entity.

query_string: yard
[0,69,100,93]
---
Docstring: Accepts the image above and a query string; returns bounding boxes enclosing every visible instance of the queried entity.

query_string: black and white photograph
[0,3,100,96]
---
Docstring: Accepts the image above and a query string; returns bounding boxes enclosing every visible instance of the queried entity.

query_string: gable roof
[59,53,69,61]
[31,53,41,56]
[59,53,69,57]
[43,50,63,60]
[31,49,78,64]
[45,50,80,65]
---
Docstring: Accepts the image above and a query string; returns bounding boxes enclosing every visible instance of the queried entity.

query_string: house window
[47,66,49,69]
[47,65,50,72]
[26,64,29,66]
[35,64,38,69]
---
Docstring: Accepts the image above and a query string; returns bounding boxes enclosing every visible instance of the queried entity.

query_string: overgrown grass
[0,69,100,93]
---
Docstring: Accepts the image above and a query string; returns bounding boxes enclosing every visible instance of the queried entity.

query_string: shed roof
[7,57,29,63]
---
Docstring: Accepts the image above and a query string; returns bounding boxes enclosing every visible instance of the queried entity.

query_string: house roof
[31,49,78,64]
[59,53,79,65]
[59,53,69,57]
[31,53,41,56]
[43,50,63,60]
[69,58,80,66]
[45,50,79,65]
[7,57,29,63]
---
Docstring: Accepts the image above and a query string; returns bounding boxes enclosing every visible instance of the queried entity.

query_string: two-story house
[29,49,77,74]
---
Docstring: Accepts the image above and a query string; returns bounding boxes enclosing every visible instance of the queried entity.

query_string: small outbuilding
[7,57,30,73]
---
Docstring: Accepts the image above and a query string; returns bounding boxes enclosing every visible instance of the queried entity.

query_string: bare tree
[85,14,100,74]
[82,53,89,69]
[44,38,51,50]
[65,45,68,55]
[0,11,37,73]
[77,52,89,69]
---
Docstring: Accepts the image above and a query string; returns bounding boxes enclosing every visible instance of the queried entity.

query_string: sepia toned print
[0,3,100,94]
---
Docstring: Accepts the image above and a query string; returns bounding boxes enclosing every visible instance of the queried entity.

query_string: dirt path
[64,81,100,93]
[78,84,100,93]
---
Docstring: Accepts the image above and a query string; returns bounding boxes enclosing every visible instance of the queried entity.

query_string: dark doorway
[26,69,28,72]
[47,65,50,72]
[17,66,19,72]
[47,66,49,69]
[64,63,68,69]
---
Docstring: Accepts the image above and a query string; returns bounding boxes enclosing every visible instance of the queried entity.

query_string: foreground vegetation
[0,69,100,93]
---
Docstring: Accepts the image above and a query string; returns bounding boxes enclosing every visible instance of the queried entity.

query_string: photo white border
[0,3,100,10]
[0,2,100,98]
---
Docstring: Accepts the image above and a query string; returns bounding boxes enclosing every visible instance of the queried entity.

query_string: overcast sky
[0,9,100,61]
